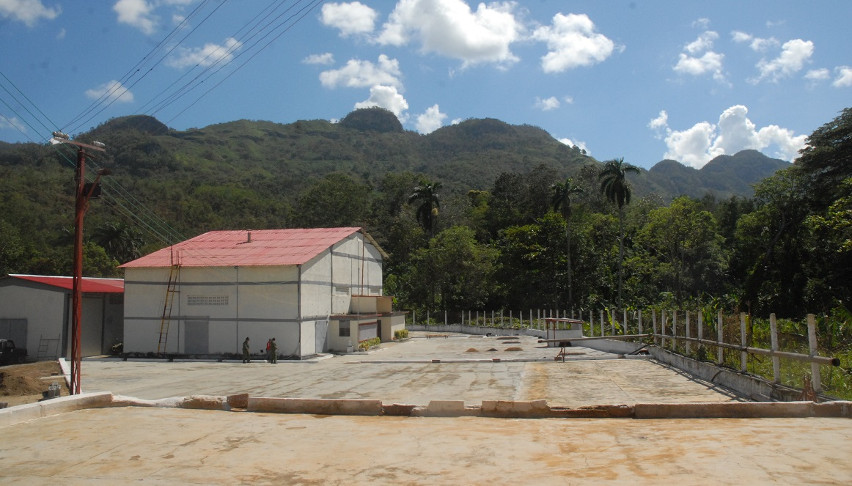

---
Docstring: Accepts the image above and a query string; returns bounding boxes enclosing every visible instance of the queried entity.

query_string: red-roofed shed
[0,275,125,360]
[120,228,401,358]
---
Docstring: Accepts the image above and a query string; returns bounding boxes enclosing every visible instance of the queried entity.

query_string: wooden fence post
[769,313,780,384]
[623,309,628,335]
[672,310,678,352]
[652,309,657,345]
[740,312,748,372]
[808,314,822,394]
[638,309,643,334]
[697,311,703,349]
[685,311,692,355]
[661,309,667,348]
[599,309,604,336]
[717,310,724,365]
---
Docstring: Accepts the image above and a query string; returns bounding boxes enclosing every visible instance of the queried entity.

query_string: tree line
[0,108,849,322]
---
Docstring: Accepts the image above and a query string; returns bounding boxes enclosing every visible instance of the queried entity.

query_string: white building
[121,227,405,358]
[0,274,125,359]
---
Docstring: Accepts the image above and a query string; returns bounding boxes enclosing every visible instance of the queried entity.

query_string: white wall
[124,265,303,355]
[0,285,64,358]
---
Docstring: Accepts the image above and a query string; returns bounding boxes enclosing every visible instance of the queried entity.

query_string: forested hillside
[1,106,847,322]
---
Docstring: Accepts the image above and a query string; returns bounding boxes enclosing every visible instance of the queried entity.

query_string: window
[187,295,229,306]
[339,320,350,337]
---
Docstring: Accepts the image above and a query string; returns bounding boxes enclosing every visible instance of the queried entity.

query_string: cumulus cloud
[731,31,778,52]
[321,1,377,37]
[354,85,409,119]
[167,37,242,68]
[833,66,852,88]
[533,13,615,73]
[648,105,806,168]
[376,0,521,67]
[673,30,725,82]
[114,0,156,34]
[751,38,813,83]
[85,80,135,103]
[415,104,446,133]
[303,53,335,65]
[534,96,560,111]
[559,137,589,155]
[0,0,60,26]
[320,55,403,89]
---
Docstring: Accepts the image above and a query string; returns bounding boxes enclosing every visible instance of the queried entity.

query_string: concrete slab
[1,407,850,484]
[79,334,741,407]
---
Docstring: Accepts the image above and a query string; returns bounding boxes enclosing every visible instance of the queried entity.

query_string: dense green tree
[551,177,583,307]
[598,158,640,308]
[634,197,728,304]
[295,173,371,228]
[405,226,498,310]
[408,179,442,236]
[93,221,145,264]
[795,107,852,210]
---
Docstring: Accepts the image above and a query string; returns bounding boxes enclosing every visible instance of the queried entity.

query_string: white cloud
[691,18,710,30]
[648,110,668,138]
[0,0,60,27]
[167,37,242,68]
[533,13,615,73]
[415,104,446,133]
[354,85,409,119]
[751,38,813,83]
[649,105,806,168]
[833,66,852,88]
[85,80,135,104]
[559,137,589,155]
[376,0,521,67]
[321,1,377,37]
[805,68,830,81]
[114,0,156,34]
[673,30,725,82]
[731,31,751,43]
[0,115,27,133]
[320,55,403,89]
[303,53,335,65]
[731,31,779,52]
[534,96,560,111]
[685,31,718,55]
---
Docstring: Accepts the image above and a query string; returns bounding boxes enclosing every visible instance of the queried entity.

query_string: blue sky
[1,0,850,169]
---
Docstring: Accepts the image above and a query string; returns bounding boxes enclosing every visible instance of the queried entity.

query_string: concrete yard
[2,332,851,484]
[79,333,740,407]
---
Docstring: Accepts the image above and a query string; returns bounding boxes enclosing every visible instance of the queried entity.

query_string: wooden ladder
[157,264,180,356]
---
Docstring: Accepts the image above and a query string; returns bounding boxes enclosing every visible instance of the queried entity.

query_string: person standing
[242,337,251,363]
[265,338,272,363]
[270,338,278,364]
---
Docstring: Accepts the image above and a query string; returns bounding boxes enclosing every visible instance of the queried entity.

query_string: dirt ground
[0,361,68,407]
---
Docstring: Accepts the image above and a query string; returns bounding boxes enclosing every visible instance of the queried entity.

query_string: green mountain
[0,109,790,250]
[642,150,790,199]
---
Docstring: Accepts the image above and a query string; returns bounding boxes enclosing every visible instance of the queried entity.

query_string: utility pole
[50,132,108,394]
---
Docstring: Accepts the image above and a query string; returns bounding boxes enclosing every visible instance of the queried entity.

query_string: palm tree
[93,221,144,264]
[598,158,640,308]
[408,180,442,236]
[551,177,583,307]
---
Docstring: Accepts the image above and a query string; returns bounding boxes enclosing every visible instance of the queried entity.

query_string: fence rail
[408,309,842,395]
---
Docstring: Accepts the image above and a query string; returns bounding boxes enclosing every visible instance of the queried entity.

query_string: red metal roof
[9,275,125,293]
[120,228,366,268]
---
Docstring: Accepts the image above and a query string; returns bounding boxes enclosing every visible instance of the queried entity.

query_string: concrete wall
[124,266,302,356]
[0,283,122,359]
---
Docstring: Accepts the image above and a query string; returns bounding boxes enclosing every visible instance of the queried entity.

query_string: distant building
[0,274,125,359]
[120,227,405,358]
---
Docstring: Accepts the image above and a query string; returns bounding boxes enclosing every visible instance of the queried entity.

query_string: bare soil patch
[0,361,68,407]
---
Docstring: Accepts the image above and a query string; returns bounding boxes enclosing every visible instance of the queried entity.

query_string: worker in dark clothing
[269,338,278,364]
[242,337,251,363]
